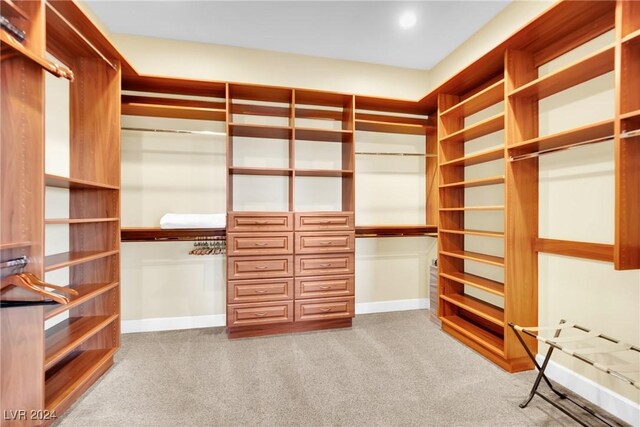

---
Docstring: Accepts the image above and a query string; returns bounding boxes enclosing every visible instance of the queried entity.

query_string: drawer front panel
[228,255,294,280]
[295,275,354,299]
[295,253,354,277]
[295,232,355,254]
[295,297,355,322]
[294,212,354,231]
[228,278,294,303]
[227,301,293,327]
[228,212,293,232]
[227,232,293,256]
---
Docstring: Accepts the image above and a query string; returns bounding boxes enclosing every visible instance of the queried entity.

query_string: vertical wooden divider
[225,83,232,212]
[342,96,356,212]
[290,90,296,212]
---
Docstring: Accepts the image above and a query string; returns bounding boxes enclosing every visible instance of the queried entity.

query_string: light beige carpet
[56,311,626,426]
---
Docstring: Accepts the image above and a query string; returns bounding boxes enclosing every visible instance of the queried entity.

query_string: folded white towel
[160,213,226,229]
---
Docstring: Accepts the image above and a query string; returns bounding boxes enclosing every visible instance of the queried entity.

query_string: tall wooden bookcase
[1,0,122,424]
[432,0,639,372]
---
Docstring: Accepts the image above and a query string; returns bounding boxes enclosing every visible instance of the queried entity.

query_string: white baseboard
[122,314,226,334]
[355,298,429,314]
[535,355,640,426]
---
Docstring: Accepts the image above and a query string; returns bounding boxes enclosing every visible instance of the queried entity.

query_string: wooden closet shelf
[354,112,430,127]
[295,127,353,143]
[440,294,504,327]
[121,227,226,242]
[45,282,119,320]
[440,147,504,167]
[45,174,119,190]
[622,28,640,44]
[231,103,290,118]
[45,218,119,225]
[621,109,640,121]
[440,113,504,144]
[0,31,73,80]
[439,79,504,118]
[440,206,504,211]
[535,238,614,263]
[440,250,504,267]
[45,250,119,272]
[355,225,438,237]
[44,314,119,371]
[355,119,427,135]
[440,271,504,296]
[45,348,117,413]
[0,241,32,251]
[122,100,226,122]
[440,228,504,238]
[228,123,292,139]
[440,315,504,356]
[508,119,614,157]
[296,107,344,122]
[295,169,353,178]
[440,176,505,189]
[1,0,28,19]
[509,44,615,100]
[229,167,293,177]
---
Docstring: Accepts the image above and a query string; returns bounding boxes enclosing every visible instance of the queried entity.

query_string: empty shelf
[440,250,504,267]
[440,113,504,144]
[440,176,505,189]
[440,293,504,327]
[45,282,119,320]
[440,228,504,238]
[622,28,640,44]
[295,127,353,143]
[440,271,504,296]
[45,250,119,272]
[229,167,293,176]
[440,315,504,356]
[44,315,118,370]
[229,123,292,139]
[621,109,640,121]
[295,169,353,178]
[45,218,119,225]
[439,79,504,118]
[355,119,426,135]
[122,96,226,121]
[509,44,615,100]
[0,241,32,251]
[45,175,119,190]
[440,147,504,167]
[439,206,504,211]
[121,228,226,242]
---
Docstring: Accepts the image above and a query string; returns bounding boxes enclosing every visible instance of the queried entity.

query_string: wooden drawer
[227,232,293,256]
[295,253,354,277]
[295,275,354,299]
[228,255,293,280]
[294,212,354,231]
[227,278,293,303]
[295,231,355,254]
[227,301,293,327]
[228,212,293,232]
[295,297,355,322]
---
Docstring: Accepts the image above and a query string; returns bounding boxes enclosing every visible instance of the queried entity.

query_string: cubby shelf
[229,167,292,177]
[439,228,504,238]
[232,103,290,118]
[440,315,504,356]
[509,44,615,100]
[45,218,119,225]
[44,250,119,272]
[439,79,504,118]
[439,113,504,144]
[440,250,504,267]
[440,271,504,297]
[620,109,640,121]
[354,119,426,135]
[440,176,505,188]
[295,127,352,143]
[439,206,504,211]
[1,0,28,19]
[45,348,117,412]
[45,282,119,319]
[228,123,292,139]
[622,28,640,44]
[45,174,119,190]
[295,169,353,178]
[440,294,504,327]
[121,95,226,121]
[440,147,504,167]
[0,241,32,250]
[508,119,614,157]
[44,314,119,370]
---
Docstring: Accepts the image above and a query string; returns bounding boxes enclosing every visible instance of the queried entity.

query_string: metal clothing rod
[621,129,640,139]
[509,134,614,162]
[0,256,28,269]
[122,127,226,136]
[355,152,436,158]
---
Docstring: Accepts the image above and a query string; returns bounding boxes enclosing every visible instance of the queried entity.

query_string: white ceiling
[86,1,510,70]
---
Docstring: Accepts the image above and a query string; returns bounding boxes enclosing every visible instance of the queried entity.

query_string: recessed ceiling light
[399,11,417,29]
